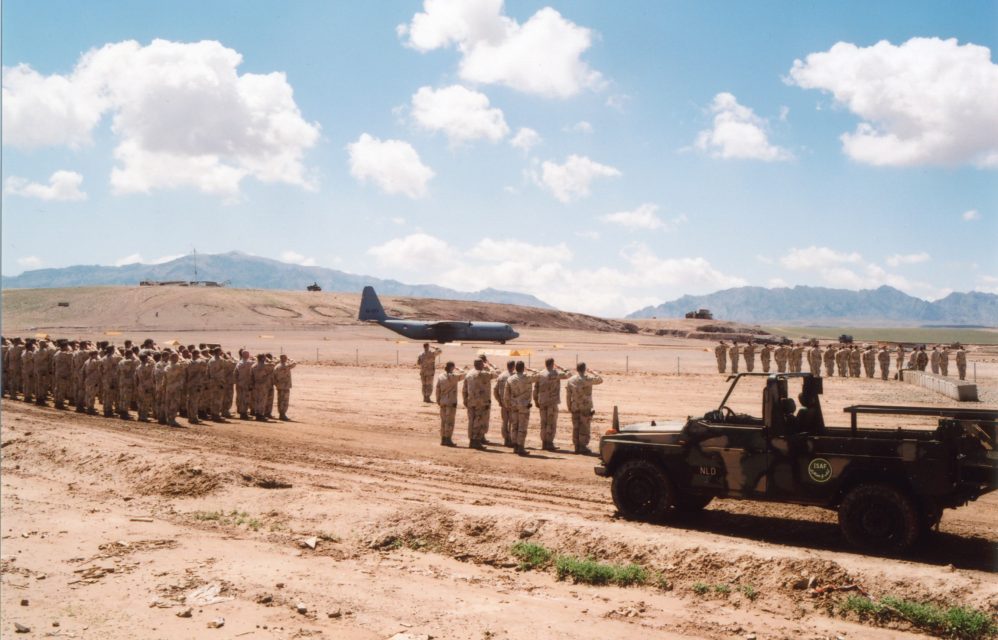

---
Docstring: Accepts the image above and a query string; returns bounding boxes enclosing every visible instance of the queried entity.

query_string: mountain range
[0,251,554,309]
[628,286,998,326]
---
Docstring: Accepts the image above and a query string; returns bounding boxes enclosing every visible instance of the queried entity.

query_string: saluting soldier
[417,344,443,403]
[503,361,539,456]
[930,346,941,374]
[759,343,772,373]
[742,341,756,372]
[250,354,274,422]
[435,361,467,447]
[877,345,891,380]
[714,340,727,373]
[463,358,497,449]
[955,346,967,380]
[494,360,516,447]
[235,350,254,420]
[533,358,571,451]
[565,363,603,455]
[273,354,297,421]
[939,347,950,377]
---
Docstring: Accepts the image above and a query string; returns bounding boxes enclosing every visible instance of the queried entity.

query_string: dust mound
[134,462,225,497]
[239,469,293,489]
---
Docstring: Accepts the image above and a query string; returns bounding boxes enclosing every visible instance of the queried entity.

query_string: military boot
[470,440,485,450]
[503,438,513,447]
[515,446,528,456]
[279,414,290,421]
[239,413,249,420]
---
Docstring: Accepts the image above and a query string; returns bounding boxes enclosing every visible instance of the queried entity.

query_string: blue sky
[3,0,996,315]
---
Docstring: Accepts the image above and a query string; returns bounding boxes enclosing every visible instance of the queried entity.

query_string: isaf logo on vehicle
[807,458,833,483]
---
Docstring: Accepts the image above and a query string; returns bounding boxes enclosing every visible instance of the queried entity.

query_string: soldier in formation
[463,357,497,449]
[877,345,891,380]
[759,343,772,373]
[418,343,443,403]
[742,341,756,372]
[1,336,295,426]
[714,340,728,373]
[565,363,603,455]
[728,342,740,374]
[823,345,837,377]
[533,358,571,451]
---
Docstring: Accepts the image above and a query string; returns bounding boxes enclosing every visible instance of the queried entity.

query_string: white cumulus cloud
[4,170,87,201]
[885,252,930,267]
[565,120,593,134]
[347,133,435,199]
[600,203,686,231]
[694,92,792,161]
[534,154,620,203]
[399,0,603,98]
[280,250,317,267]
[962,209,981,221]
[2,39,321,197]
[779,246,947,299]
[367,233,453,271]
[780,246,862,271]
[16,256,42,269]
[788,37,998,168]
[114,253,143,267]
[509,127,541,152]
[411,85,509,145]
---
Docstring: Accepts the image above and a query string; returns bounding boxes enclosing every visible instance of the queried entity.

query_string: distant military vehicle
[595,372,997,552]
[307,282,322,292]
[838,334,854,344]
[685,309,713,319]
[358,286,519,344]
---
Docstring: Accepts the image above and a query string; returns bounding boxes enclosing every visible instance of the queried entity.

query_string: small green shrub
[741,584,758,601]
[841,595,996,639]
[511,542,552,570]
[554,556,646,586]
[692,582,709,595]
[713,583,731,595]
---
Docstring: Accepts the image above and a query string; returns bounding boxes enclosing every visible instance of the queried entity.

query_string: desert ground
[2,287,996,639]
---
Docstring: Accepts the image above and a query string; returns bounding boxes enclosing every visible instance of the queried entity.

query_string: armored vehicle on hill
[595,373,997,552]
[685,308,713,319]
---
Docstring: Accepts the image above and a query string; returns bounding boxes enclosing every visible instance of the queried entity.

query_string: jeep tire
[838,483,921,552]
[611,459,675,521]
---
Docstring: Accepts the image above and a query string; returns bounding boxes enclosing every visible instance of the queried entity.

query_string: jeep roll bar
[842,405,998,436]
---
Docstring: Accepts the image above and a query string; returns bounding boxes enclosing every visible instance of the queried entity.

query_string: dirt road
[2,331,996,639]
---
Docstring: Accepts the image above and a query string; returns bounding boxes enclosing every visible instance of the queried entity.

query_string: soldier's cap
[11,337,23,343]
[257,353,266,360]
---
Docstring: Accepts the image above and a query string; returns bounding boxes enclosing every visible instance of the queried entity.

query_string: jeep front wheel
[611,459,675,521]
[838,484,921,552]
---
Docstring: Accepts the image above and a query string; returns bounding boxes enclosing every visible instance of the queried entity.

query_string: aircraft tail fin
[359,286,389,321]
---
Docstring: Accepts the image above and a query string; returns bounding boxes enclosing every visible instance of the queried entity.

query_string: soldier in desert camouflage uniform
[73,342,90,412]
[100,345,121,417]
[503,361,539,456]
[939,347,950,377]
[83,351,102,414]
[235,350,254,419]
[117,350,139,420]
[714,341,727,373]
[462,358,497,449]
[728,342,740,374]
[418,344,442,403]
[34,340,53,406]
[742,341,756,373]
[21,341,37,403]
[774,344,789,373]
[955,346,967,380]
[835,346,849,378]
[207,347,229,421]
[930,346,941,374]
[135,353,156,422]
[877,345,891,381]
[759,343,772,373]
[915,346,929,372]
[493,360,516,447]
[186,349,208,424]
[163,352,186,426]
[823,345,837,377]
[8,338,24,400]
[566,363,603,455]
[435,361,466,447]
[273,354,297,421]
[533,358,571,451]
[52,342,74,409]
[862,345,876,378]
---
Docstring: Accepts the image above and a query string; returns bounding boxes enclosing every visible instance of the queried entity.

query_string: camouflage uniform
[849,347,862,378]
[83,355,102,413]
[503,370,539,454]
[955,348,967,380]
[264,358,276,417]
[534,367,571,450]
[895,345,905,371]
[100,350,122,416]
[164,359,187,425]
[235,356,254,418]
[117,355,139,418]
[566,371,603,453]
[742,343,756,372]
[52,347,74,409]
[862,347,876,378]
[930,348,940,374]
[807,346,822,375]
[73,347,89,411]
[728,344,740,374]
[222,356,236,418]
[790,345,804,373]
[250,358,274,421]
[462,366,496,446]
[494,368,514,446]
[207,354,228,420]
[418,347,442,402]
[823,346,837,377]
[34,343,53,405]
[835,347,849,378]
[877,347,891,380]
[915,349,928,372]
[186,356,208,423]
[759,344,772,373]
[154,356,169,423]
[434,369,466,443]
[774,345,788,373]
[21,347,36,403]
[714,343,727,373]
[135,359,156,421]
[939,348,950,377]
[8,341,24,399]
[273,359,297,420]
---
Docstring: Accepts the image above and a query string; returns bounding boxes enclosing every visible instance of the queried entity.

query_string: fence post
[355,348,359,366]
[677,357,680,376]
[626,356,629,374]
[396,350,399,366]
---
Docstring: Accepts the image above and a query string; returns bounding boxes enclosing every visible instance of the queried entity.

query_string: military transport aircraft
[358,286,520,344]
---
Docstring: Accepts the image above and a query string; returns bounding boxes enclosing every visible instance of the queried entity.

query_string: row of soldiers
[1,336,297,424]
[714,340,969,380]
[419,345,603,456]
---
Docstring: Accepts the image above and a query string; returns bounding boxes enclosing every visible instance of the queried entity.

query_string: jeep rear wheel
[838,484,921,552]
[611,459,675,521]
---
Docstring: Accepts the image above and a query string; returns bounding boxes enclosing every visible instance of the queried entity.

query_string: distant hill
[627,285,998,327]
[0,251,554,310]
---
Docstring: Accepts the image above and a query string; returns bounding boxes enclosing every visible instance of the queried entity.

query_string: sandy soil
[2,293,997,639]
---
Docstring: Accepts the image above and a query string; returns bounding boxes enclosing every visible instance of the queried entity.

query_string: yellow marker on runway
[104,331,121,336]
[259,335,274,339]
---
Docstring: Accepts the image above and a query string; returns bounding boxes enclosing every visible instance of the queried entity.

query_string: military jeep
[595,373,998,552]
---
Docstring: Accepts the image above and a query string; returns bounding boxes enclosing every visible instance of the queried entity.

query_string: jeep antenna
[192,248,199,284]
